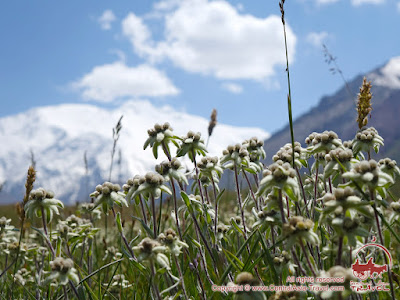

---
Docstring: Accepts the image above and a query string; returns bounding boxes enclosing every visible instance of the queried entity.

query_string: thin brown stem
[299,239,317,277]
[243,171,259,211]
[233,164,248,239]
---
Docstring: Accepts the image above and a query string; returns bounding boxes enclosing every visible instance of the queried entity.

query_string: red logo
[351,236,392,281]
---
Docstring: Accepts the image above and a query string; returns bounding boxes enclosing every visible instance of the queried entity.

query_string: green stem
[111,207,136,259]
[151,194,158,238]
[139,195,148,226]
[370,190,396,300]
[41,207,55,258]
[243,171,259,211]
[233,164,248,239]
[280,3,296,168]
[278,189,286,224]
[299,239,317,277]
[170,178,183,240]
[211,176,219,246]
[173,255,189,300]
[192,150,206,205]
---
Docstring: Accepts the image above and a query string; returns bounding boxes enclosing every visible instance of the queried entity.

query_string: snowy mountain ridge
[0,100,269,204]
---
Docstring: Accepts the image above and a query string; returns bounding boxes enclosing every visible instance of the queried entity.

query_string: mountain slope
[0,100,269,204]
[263,56,400,162]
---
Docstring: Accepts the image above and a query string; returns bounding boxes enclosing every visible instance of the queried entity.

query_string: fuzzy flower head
[283,216,319,248]
[242,137,266,163]
[90,182,127,214]
[342,160,394,190]
[181,194,215,221]
[304,175,325,196]
[389,199,400,224]
[273,142,305,168]
[176,131,207,161]
[352,127,384,155]
[104,274,132,294]
[257,160,299,201]
[12,268,34,286]
[124,175,142,204]
[231,272,266,300]
[305,131,342,155]
[24,188,63,223]
[324,148,354,178]
[356,77,373,130]
[320,188,372,221]
[216,224,229,241]
[155,158,188,185]
[269,291,303,300]
[130,172,171,200]
[46,257,79,286]
[318,266,356,299]
[379,158,400,179]
[144,122,176,159]
[221,143,262,173]
[103,246,123,261]
[56,222,72,240]
[133,237,170,270]
[331,216,368,247]
[0,216,14,240]
[0,217,16,252]
[80,202,101,221]
[273,251,291,267]
[197,156,223,180]
[158,228,188,257]
[252,206,281,229]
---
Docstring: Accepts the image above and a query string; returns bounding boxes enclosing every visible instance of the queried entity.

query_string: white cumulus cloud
[122,0,296,81]
[72,62,180,102]
[306,31,329,47]
[221,82,243,94]
[98,10,116,30]
[369,56,400,89]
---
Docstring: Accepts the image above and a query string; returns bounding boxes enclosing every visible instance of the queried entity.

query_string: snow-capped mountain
[0,100,269,204]
[263,56,400,164]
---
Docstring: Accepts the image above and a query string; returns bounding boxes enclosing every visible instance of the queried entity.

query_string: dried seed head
[356,77,373,130]
[208,109,217,137]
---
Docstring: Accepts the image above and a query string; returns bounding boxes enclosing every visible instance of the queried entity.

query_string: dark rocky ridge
[263,67,400,163]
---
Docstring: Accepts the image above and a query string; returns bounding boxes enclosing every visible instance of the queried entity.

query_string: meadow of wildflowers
[1,2,400,299]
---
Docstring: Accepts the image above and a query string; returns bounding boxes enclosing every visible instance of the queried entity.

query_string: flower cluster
[24,188,63,222]
[273,142,304,168]
[133,237,170,270]
[379,157,400,178]
[352,127,384,154]
[324,148,354,178]
[46,257,79,286]
[242,137,266,164]
[144,122,176,159]
[90,182,127,214]
[155,158,188,185]
[129,172,171,200]
[257,160,299,201]
[157,228,188,256]
[221,144,250,170]
[177,131,207,161]
[305,131,342,154]
[320,187,371,219]
[282,216,319,248]
[342,159,394,190]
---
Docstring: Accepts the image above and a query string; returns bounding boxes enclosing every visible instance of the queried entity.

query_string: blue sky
[0,0,399,134]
